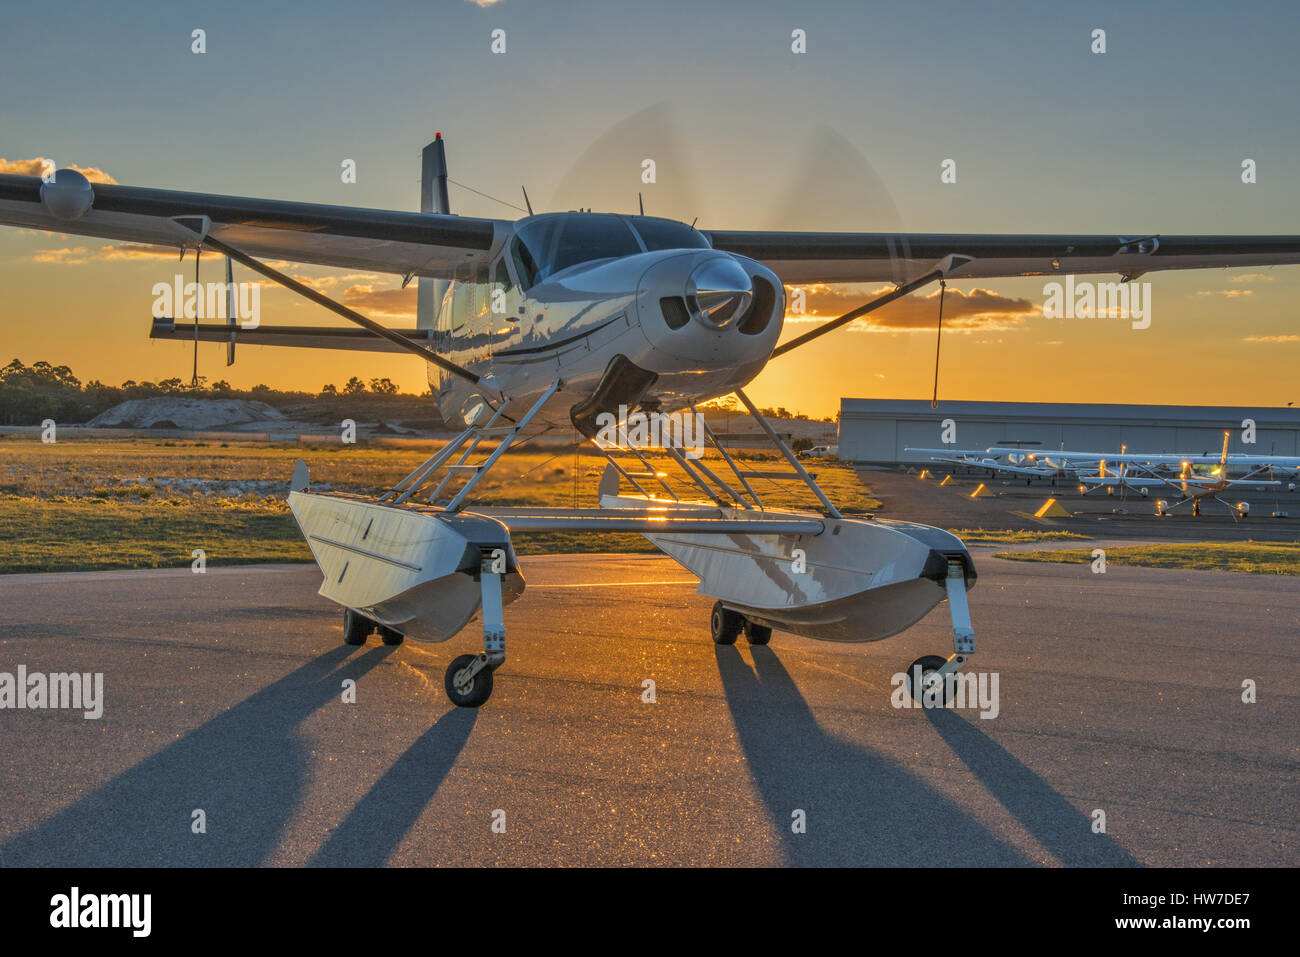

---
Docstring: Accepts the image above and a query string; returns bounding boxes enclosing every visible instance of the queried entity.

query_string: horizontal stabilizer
[151,317,428,353]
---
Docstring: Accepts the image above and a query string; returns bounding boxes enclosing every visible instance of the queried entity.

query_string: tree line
[0,359,416,425]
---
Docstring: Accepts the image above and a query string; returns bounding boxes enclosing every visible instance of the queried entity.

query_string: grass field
[0,436,882,572]
[993,541,1300,576]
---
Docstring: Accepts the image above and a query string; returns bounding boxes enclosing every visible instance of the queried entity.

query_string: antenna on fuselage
[638,192,644,215]
[521,186,534,216]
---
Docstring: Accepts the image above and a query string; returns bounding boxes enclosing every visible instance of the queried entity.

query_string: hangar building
[838,399,1300,465]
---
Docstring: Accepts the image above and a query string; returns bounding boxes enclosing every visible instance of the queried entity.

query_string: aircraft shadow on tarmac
[1,644,399,867]
[308,707,477,867]
[714,645,1138,867]
[923,709,1139,867]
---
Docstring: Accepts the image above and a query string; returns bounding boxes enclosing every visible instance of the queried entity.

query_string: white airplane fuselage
[426,221,785,432]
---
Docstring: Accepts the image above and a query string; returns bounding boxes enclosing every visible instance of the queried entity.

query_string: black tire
[343,608,372,646]
[744,620,773,645]
[904,654,952,706]
[710,601,744,645]
[378,625,405,646]
[445,653,493,708]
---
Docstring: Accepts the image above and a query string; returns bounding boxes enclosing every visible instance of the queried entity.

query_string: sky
[2,0,1298,418]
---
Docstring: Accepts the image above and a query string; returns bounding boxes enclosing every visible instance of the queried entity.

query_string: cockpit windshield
[629,216,711,252]
[510,213,711,288]
[512,214,640,287]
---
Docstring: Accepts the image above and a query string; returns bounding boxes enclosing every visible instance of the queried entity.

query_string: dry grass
[994,541,1300,575]
[0,436,880,572]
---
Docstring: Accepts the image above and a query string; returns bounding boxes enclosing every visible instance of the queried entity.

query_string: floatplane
[4,135,1299,706]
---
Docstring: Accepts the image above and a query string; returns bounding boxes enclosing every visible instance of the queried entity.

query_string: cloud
[96,243,182,261]
[31,246,90,264]
[342,284,416,320]
[1195,288,1254,298]
[0,157,118,184]
[465,0,505,6]
[1230,273,1275,283]
[783,283,1037,332]
[295,272,386,290]
[1242,335,1300,343]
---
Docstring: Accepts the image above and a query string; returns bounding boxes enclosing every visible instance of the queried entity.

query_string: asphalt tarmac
[1,553,1295,866]
[862,466,1300,543]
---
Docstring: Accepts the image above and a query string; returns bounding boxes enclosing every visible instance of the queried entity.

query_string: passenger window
[450,282,470,331]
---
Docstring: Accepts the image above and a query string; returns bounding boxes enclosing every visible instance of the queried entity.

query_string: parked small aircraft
[989,433,1297,516]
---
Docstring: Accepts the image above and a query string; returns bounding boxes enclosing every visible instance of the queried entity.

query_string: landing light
[40,168,94,221]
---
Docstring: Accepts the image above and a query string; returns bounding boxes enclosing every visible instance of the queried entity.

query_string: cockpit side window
[493,258,513,294]
[511,235,541,291]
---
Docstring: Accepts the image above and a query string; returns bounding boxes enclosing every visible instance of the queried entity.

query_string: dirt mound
[88,397,287,430]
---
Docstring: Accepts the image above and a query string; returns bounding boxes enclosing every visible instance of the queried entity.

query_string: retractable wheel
[378,625,405,646]
[710,601,744,645]
[743,619,772,645]
[343,608,372,646]
[905,654,952,706]
[445,653,494,707]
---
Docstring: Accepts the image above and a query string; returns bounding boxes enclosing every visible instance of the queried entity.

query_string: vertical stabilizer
[418,133,451,331]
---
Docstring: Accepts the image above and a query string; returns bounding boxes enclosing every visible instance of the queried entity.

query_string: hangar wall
[838,399,1300,465]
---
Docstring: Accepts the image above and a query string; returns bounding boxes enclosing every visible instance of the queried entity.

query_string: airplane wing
[987,447,1223,465]
[703,231,1300,284]
[0,172,509,280]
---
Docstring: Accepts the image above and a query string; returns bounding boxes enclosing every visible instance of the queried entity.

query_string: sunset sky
[2,0,1298,418]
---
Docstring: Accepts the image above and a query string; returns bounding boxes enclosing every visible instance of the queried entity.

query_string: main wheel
[904,654,952,706]
[743,619,772,645]
[444,653,494,707]
[710,601,744,645]
[378,625,405,646]
[343,608,372,646]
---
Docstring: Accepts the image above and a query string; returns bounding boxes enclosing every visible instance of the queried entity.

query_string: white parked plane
[4,135,1300,706]
[904,448,1079,484]
[989,432,1297,515]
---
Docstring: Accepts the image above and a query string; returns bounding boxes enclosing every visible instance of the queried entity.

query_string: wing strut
[930,279,946,409]
[770,268,943,358]
[191,244,202,386]
[195,232,485,387]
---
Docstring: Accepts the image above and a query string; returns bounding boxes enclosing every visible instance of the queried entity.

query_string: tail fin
[417,133,451,331]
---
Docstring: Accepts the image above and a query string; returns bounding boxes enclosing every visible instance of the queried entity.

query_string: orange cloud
[96,243,181,261]
[0,157,118,184]
[783,283,1036,332]
[342,284,416,320]
[31,246,90,264]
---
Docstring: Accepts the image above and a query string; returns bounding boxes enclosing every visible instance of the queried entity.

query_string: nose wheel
[905,560,977,706]
[444,554,509,708]
[445,653,496,707]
